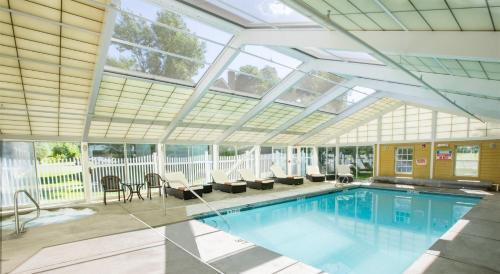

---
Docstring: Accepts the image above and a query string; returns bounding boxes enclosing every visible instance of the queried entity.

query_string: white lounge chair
[337,165,354,183]
[306,165,326,182]
[164,172,205,200]
[270,165,303,185]
[211,170,247,193]
[239,169,274,190]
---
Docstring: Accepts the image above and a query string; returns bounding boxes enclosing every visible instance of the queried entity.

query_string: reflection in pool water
[201,188,479,274]
[1,208,95,231]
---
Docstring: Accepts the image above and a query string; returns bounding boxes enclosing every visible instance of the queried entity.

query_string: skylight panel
[286,112,333,133]
[243,103,302,131]
[182,92,259,126]
[119,0,233,43]
[106,42,210,85]
[278,71,343,106]
[213,46,300,97]
[267,133,300,144]
[107,0,233,86]
[205,0,317,26]
[321,86,375,114]
[326,49,383,65]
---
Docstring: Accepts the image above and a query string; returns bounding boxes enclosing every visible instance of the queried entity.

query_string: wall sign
[416,158,427,166]
[436,150,453,160]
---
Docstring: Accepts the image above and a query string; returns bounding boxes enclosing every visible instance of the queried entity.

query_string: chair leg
[104,191,107,205]
[118,190,121,201]
[148,187,151,200]
[123,189,126,203]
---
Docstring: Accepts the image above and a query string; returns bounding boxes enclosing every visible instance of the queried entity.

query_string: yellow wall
[378,140,500,185]
[433,140,500,184]
[379,143,431,178]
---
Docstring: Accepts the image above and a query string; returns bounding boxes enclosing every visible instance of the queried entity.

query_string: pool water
[200,188,479,274]
[1,208,95,231]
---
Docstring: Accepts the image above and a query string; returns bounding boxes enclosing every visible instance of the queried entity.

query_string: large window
[395,147,413,174]
[318,147,335,175]
[455,145,480,177]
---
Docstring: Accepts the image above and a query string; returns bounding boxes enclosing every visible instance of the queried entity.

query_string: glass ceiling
[213,45,301,97]
[300,98,400,145]
[2,0,498,144]
[105,0,233,86]
[0,0,103,137]
[286,112,334,134]
[388,55,500,81]
[321,86,376,114]
[193,0,319,28]
[242,103,303,131]
[278,71,344,106]
[182,92,259,126]
[301,0,500,31]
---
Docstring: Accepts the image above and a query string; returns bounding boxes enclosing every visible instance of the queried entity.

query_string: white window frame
[395,147,413,174]
[454,145,480,177]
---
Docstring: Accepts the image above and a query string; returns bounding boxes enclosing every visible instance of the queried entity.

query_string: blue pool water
[200,188,480,274]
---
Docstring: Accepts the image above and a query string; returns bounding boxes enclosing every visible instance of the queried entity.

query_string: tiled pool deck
[1,181,499,274]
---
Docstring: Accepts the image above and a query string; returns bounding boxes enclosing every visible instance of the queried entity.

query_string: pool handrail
[161,176,231,231]
[14,190,40,235]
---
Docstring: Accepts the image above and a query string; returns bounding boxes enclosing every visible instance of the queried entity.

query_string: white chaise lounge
[164,172,205,200]
[306,165,326,182]
[270,165,304,185]
[239,169,274,190]
[211,170,247,193]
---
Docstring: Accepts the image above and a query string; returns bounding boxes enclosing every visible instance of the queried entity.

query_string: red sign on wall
[436,150,453,160]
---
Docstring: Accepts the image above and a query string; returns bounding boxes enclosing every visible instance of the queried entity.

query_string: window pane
[213,46,300,97]
[127,144,156,157]
[454,145,479,176]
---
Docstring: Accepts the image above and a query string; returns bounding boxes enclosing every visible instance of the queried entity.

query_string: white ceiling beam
[238,29,500,62]
[259,79,358,144]
[286,0,482,122]
[82,1,119,141]
[354,78,500,120]
[159,36,244,143]
[312,59,500,99]
[290,92,382,145]
[215,62,314,144]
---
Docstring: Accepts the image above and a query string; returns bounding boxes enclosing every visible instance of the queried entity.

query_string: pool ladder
[14,190,40,235]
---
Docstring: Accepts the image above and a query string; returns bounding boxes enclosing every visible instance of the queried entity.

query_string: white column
[123,144,130,184]
[212,144,219,171]
[376,143,381,176]
[429,110,437,179]
[287,146,293,176]
[312,146,319,167]
[80,142,92,203]
[157,143,166,178]
[335,141,340,178]
[254,145,261,177]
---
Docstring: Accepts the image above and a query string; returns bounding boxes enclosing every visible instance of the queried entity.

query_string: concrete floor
[1,181,335,273]
[2,181,499,274]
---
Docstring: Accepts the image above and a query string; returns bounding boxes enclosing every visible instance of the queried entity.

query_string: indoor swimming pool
[200,187,480,274]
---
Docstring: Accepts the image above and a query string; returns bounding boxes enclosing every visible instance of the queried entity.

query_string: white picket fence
[260,153,273,178]
[219,153,255,181]
[38,158,84,204]
[165,154,212,185]
[89,154,157,200]
[2,152,258,208]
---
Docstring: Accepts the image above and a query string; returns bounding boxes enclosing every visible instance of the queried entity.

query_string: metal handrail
[14,190,41,235]
[161,179,231,231]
